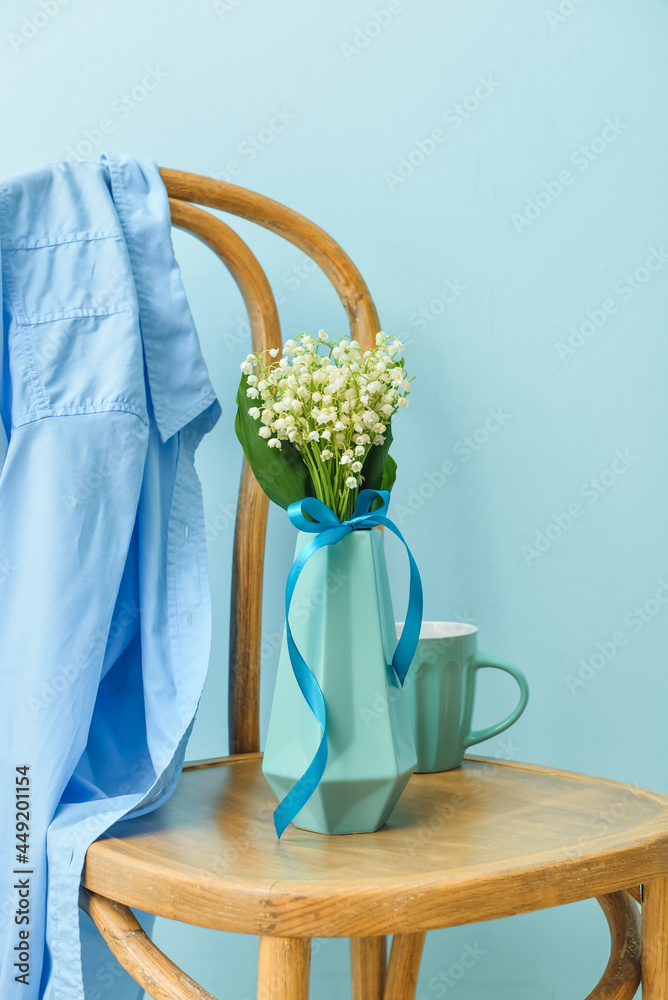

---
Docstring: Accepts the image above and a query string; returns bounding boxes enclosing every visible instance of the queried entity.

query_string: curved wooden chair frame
[77,169,663,999]
[79,884,641,1000]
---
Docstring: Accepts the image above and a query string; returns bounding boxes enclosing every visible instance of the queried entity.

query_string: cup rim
[395,621,478,639]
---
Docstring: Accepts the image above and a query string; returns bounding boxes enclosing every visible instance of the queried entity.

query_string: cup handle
[462,652,529,749]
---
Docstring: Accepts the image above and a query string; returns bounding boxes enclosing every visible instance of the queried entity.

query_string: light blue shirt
[0,153,221,999]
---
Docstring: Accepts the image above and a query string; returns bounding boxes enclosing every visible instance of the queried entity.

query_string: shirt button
[184,523,190,540]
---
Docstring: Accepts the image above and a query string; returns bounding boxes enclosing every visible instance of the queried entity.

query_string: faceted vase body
[262,528,417,835]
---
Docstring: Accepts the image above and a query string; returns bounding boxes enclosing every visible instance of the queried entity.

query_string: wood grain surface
[160,168,380,346]
[587,891,641,999]
[83,754,668,938]
[79,888,217,1000]
[350,936,386,1000]
[167,196,279,756]
[383,932,426,1000]
[257,936,311,1000]
[642,876,668,998]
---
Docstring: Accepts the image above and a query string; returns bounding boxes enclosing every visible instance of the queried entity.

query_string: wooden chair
[79,169,668,1000]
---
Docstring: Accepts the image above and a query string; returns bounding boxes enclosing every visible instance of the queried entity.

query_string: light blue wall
[3,0,667,996]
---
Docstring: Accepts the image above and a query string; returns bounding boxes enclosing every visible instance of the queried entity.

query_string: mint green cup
[398,622,529,772]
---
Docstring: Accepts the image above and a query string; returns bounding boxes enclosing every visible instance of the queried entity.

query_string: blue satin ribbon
[272,488,423,838]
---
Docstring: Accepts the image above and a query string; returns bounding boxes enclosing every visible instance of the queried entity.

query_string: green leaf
[359,427,398,511]
[361,424,394,493]
[234,374,312,509]
[380,453,397,493]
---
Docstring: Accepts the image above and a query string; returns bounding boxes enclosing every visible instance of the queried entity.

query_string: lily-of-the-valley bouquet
[236,330,409,517]
[235,331,423,837]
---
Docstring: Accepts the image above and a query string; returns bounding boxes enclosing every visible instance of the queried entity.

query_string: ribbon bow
[273,488,423,838]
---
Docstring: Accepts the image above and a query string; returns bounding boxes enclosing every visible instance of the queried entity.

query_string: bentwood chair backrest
[159,169,380,755]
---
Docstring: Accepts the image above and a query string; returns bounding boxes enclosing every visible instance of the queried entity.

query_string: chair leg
[79,888,216,1000]
[642,877,668,998]
[350,936,386,1000]
[258,936,311,1000]
[587,892,641,999]
[383,932,426,1000]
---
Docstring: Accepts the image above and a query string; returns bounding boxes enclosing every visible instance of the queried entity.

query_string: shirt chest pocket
[3,232,134,324]
[3,233,147,424]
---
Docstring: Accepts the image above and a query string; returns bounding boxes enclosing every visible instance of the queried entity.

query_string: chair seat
[83,753,668,938]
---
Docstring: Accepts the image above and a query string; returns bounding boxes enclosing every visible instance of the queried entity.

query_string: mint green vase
[262,528,417,835]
